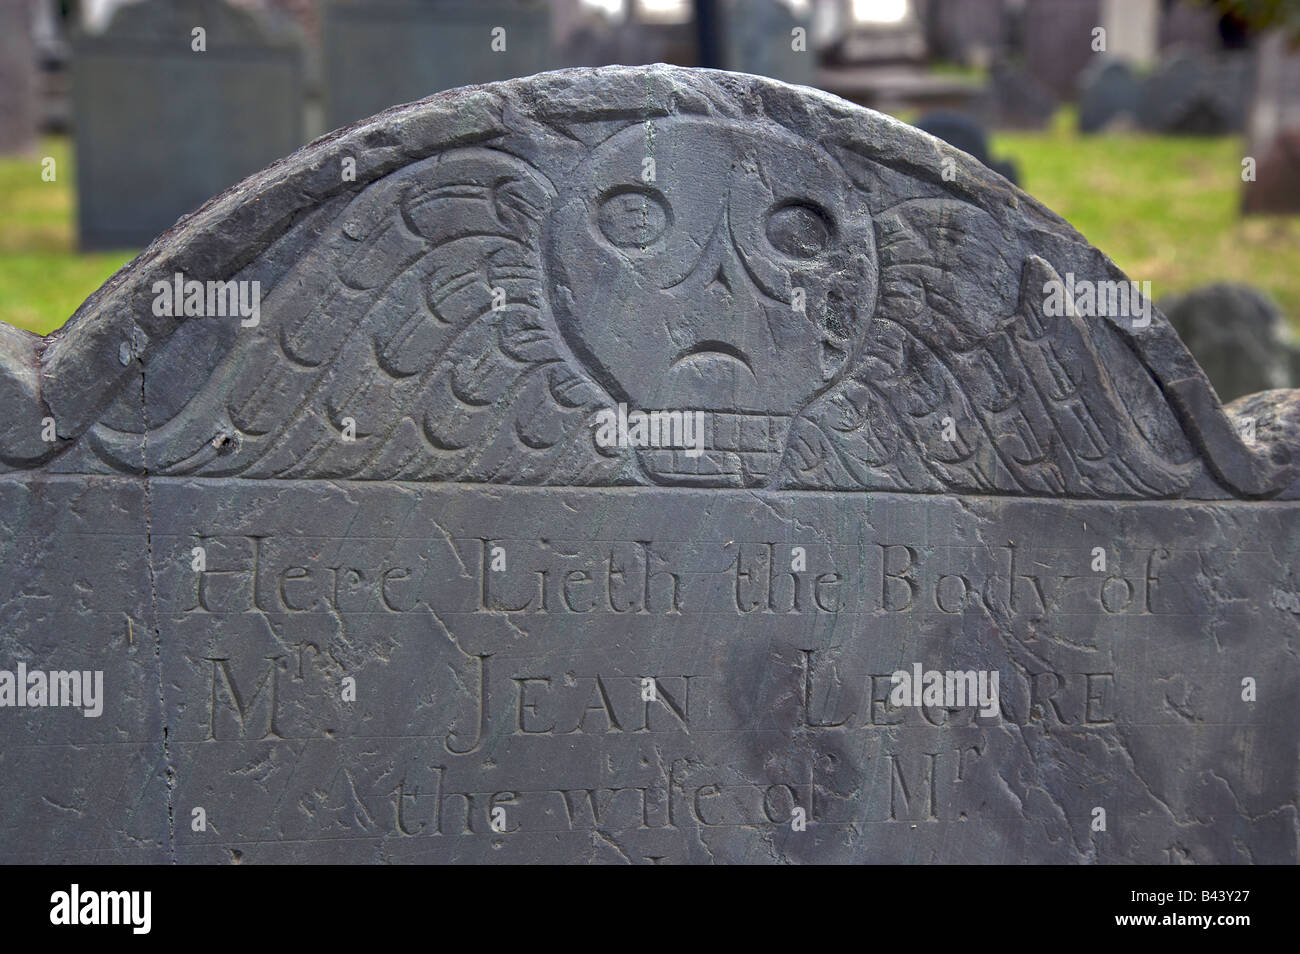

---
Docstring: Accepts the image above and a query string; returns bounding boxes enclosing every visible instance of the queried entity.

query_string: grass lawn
[992,110,1300,330]
[0,137,137,336]
[1,122,1298,336]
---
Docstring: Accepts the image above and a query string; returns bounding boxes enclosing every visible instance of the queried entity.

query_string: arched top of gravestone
[74,0,300,48]
[2,65,1295,498]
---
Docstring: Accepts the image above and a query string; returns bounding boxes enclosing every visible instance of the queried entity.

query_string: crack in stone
[139,356,177,863]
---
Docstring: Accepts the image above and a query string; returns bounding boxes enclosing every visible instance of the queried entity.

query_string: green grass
[1,123,1298,335]
[992,108,1300,329]
[0,137,137,335]
[926,61,989,83]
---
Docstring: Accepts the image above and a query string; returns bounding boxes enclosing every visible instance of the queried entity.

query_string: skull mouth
[638,410,792,488]
[669,340,756,380]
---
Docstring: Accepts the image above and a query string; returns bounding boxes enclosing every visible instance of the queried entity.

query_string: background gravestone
[1077,57,1139,132]
[914,110,1019,183]
[1137,53,1252,135]
[1160,284,1297,403]
[0,66,1296,864]
[1243,32,1300,216]
[0,0,39,156]
[720,0,815,88]
[321,0,553,131]
[1157,0,1222,54]
[72,0,304,250]
[1023,0,1102,100]
[986,60,1057,130]
[925,0,1008,67]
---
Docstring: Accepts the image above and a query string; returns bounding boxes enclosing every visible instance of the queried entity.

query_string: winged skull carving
[4,67,1291,499]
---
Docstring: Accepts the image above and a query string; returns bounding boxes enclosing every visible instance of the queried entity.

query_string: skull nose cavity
[706,263,732,294]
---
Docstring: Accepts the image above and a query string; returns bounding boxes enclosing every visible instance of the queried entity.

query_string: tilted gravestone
[1,66,1297,864]
[321,0,553,131]
[1077,58,1139,133]
[1160,284,1297,404]
[71,0,305,250]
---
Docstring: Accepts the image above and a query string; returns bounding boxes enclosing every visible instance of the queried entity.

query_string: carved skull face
[548,119,877,417]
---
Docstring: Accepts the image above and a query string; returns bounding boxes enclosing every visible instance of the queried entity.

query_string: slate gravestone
[0,0,39,155]
[1243,32,1300,216]
[1078,58,1139,133]
[1137,53,1252,135]
[1161,284,1297,403]
[71,0,304,251]
[1,66,1297,864]
[720,0,815,88]
[986,61,1057,131]
[321,0,553,131]
[915,111,1019,183]
[925,0,1007,67]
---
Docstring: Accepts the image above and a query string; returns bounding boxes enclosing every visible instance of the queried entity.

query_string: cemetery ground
[993,110,1300,329]
[5,114,1299,338]
[0,137,132,335]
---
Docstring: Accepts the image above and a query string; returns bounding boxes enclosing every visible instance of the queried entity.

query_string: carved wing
[85,148,622,484]
[8,67,1290,497]
[783,198,1212,498]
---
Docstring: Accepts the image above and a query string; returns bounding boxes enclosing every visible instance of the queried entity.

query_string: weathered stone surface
[914,111,1019,183]
[1161,284,1296,403]
[321,0,553,131]
[1226,388,1300,467]
[71,0,305,251]
[1,65,1297,863]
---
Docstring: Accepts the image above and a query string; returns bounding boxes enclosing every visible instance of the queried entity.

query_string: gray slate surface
[914,111,1019,184]
[1,65,1297,863]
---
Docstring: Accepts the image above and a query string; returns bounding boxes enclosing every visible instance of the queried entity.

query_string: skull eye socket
[766,202,833,258]
[596,187,671,249]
